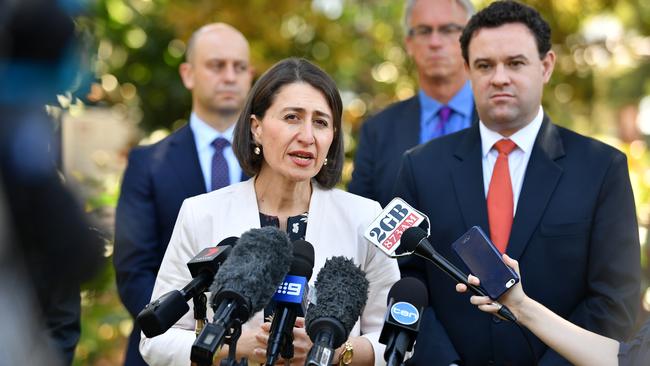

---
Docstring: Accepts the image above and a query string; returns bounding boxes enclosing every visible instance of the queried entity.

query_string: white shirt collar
[189,112,235,150]
[480,106,544,157]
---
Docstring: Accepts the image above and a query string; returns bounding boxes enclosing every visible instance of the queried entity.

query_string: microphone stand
[385,331,410,366]
[194,293,207,337]
[279,335,294,363]
[220,320,248,366]
[264,310,295,366]
[192,299,249,366]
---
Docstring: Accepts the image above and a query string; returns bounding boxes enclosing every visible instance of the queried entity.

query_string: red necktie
[487,139,517,253]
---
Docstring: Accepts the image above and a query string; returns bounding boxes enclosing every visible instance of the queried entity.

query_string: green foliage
[82,0,414,132]
[81,0,650,136]
[76,260,130,366]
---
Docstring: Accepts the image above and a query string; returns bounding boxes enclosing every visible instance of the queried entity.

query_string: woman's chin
[263,168,317,185]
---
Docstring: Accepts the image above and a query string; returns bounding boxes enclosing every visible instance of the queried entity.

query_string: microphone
[379,278,428,366]
[265,240,315,366]
[400,227,516,322]
[363,197,430,257]
[191,227,293,365]
[137,236,238,337]
[305,256,369,366]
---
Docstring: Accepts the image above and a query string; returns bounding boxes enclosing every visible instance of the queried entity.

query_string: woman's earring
[323,158,328,166]
[254,145,261,155]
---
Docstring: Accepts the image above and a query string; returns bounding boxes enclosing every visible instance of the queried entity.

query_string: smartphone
[451,226,519,300]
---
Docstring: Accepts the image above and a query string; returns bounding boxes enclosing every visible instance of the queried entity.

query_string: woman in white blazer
[140,58,400,366]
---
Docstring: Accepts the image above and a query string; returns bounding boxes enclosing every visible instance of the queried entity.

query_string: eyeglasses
[408,24,464,41]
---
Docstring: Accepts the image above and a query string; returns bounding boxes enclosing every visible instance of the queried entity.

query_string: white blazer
[140,178,400,366]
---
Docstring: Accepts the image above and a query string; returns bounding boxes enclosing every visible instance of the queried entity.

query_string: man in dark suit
[349,0,476,207]
[113,23,253,366]
[395,2,640,365]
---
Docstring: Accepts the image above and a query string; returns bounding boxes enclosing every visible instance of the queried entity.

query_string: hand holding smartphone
[452,226,519,300]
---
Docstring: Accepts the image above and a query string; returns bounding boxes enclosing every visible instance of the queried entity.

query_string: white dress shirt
[480,106,544,215]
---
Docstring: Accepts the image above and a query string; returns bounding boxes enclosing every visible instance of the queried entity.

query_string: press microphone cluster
[191,227,293,365]
[265,240,315,366]
[137,236,238,338]
[138,227,373,365]
[379,277,428,366]
[305,256,369,366]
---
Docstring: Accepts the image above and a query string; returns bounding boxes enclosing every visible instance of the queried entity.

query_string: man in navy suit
[349,0,476,207]
[113,23,253,366]
[395,2,640,365]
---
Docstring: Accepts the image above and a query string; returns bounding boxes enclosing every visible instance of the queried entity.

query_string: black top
[260,212,309,320]
[259,212,308,242]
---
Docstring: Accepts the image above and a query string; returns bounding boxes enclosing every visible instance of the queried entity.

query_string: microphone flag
[364,197,430,256]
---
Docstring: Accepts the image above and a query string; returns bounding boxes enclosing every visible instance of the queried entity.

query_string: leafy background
[68,0,650,364]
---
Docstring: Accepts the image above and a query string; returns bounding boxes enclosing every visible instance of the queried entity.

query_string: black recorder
[452,226,519,300]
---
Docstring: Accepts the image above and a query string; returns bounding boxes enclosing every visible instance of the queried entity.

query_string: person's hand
[455,273,501,315]
[256,317,314,365]
[284,317,313,365]
[234,327,269,364]
[455,254,527,316]
[493,254,526,310]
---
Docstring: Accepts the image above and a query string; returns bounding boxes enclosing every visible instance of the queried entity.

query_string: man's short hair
[403,0,476,36]
[460,0,552,63]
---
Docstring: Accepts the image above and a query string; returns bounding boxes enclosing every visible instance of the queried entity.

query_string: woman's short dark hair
[460,0,552,64]
[233,57,344,189]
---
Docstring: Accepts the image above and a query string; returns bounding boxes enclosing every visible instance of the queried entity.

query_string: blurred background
[29,0,650,364]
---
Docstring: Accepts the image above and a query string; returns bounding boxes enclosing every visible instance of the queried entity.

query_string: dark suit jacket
[394,117,640,365]
[349,96,477,208]
[114,124,245,366]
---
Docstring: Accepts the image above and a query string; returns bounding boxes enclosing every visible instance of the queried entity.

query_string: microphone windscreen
[209,227,293,313]
[137,290,188,338]
[306,256,369,335]
[398,227,428,254]
[386,277,428,307]
[290,240,315,280]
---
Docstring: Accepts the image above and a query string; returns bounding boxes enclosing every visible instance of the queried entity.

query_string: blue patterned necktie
[211,137,230,191]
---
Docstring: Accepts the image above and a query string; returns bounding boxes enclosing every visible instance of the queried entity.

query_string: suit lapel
[451,124,489,232]
[169,125,206,197]
[305,182,325,257]
[507,116,565,260]
[394,96,421,153]
[232,179,261,230]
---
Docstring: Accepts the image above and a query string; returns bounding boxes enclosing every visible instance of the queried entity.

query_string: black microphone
[400,227,516,322]
[191,227,293,365]
[379,278,428,366]
[305,256,369,366]
[265,240,315,366]
[137,236,238,337]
